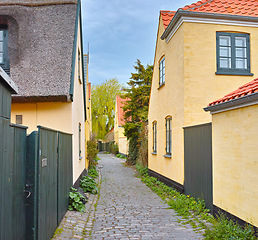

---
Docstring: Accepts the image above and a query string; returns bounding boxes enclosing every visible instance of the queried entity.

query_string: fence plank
[11,126,27,240]
[0,118,13,240]
[38,127,58,240]
[57,132,73,224]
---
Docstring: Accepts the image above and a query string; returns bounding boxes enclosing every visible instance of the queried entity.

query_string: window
[159,57,165,86]
[16,115,22,124]
[165,117,172,155]
[216,32,252,75]
[78,49,82,84]
[79,123,82,160]
[0,25,9,74]
[152,122,157,153]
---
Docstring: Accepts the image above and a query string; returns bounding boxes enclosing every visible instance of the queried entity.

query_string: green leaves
[80,176,98,195]
[87,140,98,167]
[88,166,98,179]
[69,187,87,213]
[91,78,122,139]
[122,60,153,164]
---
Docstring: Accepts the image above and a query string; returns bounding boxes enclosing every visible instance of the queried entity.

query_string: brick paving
[90,153,203,240]
[53,153,204,239]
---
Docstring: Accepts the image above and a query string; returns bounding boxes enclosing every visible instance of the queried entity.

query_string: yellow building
[84,54,92,169]
[1,0,91,185]
[204,78,258,228]
[148,0,258,192]
[114,95,129,155]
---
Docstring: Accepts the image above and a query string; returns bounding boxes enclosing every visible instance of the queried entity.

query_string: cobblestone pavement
[90,153,204,240]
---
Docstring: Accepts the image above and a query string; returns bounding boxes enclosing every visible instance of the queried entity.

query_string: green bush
[127,135,139,164]
[88,166,98,178]
[80,176,98,194]
[116,153,127,159]
[69,187,87,213]
[136,164,148,176]
[87,140,98,167]
[110,142,119,154]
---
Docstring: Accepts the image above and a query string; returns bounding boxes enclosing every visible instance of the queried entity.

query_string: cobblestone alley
[90,153,203,240]
[53,153,204,239]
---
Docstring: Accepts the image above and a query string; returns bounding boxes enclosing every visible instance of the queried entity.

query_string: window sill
[157,83,165,90]
[215,71,253,76]
[151,152,157,155]
[163,154,171,158]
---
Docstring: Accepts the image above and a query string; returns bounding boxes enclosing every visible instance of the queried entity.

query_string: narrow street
[53,153,204,239]
[90,153,203,240]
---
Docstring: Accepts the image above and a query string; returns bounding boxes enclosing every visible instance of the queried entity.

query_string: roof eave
[161,10,258,40]
[204,92,258,114]
[0,67,18,94]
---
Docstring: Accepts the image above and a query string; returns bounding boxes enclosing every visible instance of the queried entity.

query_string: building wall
[114,97,129,155]
[212,105,258,227]
[148,17,185,185]
[118,136,128,155]
[11,102,72,133]
[183,22,258,127]
[148,18,258,186]
[71,17,86,183]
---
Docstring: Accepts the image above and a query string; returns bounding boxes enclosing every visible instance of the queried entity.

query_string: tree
[92,78,121,139]
[122,59,153,164]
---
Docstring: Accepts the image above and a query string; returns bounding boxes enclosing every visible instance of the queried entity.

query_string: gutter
[204,92,258,114]
[161,10,258,40]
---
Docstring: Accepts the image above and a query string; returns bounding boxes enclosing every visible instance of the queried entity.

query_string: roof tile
[208,78,258,106]
[116,95,130,126]
[160,0,258,29]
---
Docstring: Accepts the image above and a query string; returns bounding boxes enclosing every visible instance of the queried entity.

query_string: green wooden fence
[26,127,73,240]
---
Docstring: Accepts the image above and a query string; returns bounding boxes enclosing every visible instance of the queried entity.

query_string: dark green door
[184,123,213,211]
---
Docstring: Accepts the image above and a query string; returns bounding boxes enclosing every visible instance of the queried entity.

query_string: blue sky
[81,0,194,86]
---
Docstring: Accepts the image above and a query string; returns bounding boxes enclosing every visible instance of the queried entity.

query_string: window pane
[236,58,247,69]
[219,36,231,46]
[220,47,231,57]
[0,53,3,63]
[235,37,246,47]
[0,31,3,41]
[0,42,3,52]
[220,58,231,68]
[236,47,246,58]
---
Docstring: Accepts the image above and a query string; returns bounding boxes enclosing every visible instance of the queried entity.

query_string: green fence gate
[26,126,73,240]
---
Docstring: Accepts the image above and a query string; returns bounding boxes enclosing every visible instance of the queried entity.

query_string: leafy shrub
[127,135,139,164]
[137,124,148,167]
[116,153,127,159]
[110,142,119,154]
[69,187,87,213]
[80,176,98,194]
[87,140,98,167]
[136,163,148,176]
[88,166,98,178]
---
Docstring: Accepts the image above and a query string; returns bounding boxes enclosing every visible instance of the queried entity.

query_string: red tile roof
[116,95,129,126]
[161,0,258,29]
[181,0,258,17]
[160,11,176,29]
[209,78,258,106]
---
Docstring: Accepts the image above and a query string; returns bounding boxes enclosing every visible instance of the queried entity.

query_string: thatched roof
[0,0,79,102]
